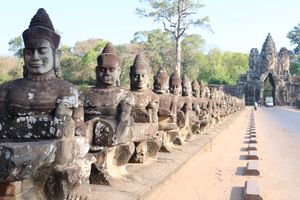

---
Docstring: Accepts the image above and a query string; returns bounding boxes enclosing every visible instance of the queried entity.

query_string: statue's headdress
[97,42,120,67]
[169,70,181,86]
[130,54,148,73]
[22,8,60,49]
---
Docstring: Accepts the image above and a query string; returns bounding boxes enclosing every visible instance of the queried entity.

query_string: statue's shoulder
[0,78,24,97]
[118,87,134,106]
[54,78,78,95]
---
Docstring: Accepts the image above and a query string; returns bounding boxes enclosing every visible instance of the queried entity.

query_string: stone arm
[54,88,79,138]
[115,99,134,144]
[0,99,8,121]
[146,94,159,123]
[0,83,9,119]
[169,95,178,122]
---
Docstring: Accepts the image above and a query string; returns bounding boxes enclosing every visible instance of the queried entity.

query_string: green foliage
[287,23,300,54]
[263,78,273,97]
[0,56,23,84]
[60,39,108,86]
[131,29,175,73]
[136,0,211,74]
[290,61,300,76]
[8,36,24,58]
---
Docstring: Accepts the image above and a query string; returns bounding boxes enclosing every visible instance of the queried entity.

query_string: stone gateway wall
[225,33,300,107]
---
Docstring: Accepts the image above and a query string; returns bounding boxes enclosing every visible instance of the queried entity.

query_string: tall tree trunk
[175,37,182,76]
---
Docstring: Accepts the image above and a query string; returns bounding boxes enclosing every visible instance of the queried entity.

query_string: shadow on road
[230,186,244,200]
[235,167,245,176]
[239,155,248,160]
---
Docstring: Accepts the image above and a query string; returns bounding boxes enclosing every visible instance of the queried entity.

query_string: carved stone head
[153,66,169,94]
[191,80,200,97]
[22,8,61,78]
[199,80,206,98]
[130,54,150,91]
[181,74,191,96]
[169,70,181,95]
[96,42,120,88]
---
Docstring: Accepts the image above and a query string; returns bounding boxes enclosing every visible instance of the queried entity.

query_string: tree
[287,23,300,54]
[8,36,24,58]
[131,29,175,73]
[136,0,210,75]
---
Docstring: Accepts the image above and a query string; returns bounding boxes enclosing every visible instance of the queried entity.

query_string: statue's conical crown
[169,70,181,86]
[29,8,54,30]
[192,80,199,88]
[131,54,147,72]
[97,42,120,66]
[182,74,191,85]
[22,8,60,49]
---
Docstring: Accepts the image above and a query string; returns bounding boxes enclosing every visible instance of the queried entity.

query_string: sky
[1,0,300,56]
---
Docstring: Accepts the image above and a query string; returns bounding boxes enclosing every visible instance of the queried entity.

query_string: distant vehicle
[265,96,274,107]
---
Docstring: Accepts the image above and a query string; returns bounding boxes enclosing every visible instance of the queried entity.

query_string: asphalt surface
[254,106,300,200]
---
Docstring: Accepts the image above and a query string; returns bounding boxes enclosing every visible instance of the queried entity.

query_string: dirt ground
[146,106,300,200]
[146,108,251,200]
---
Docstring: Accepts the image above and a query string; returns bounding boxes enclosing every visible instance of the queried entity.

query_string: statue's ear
[54,50,62,77]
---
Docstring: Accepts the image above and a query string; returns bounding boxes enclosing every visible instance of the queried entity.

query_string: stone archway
[260,72,276,105]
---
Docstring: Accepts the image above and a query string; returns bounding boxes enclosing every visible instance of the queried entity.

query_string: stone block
[250,133,256,137]
[244,162,260,176]
[244,180,263,200]
[248,144,257,151]
[248,150,259,160]
[0,182,15,196]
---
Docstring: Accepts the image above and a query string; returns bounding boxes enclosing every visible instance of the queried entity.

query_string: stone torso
[3,78,76,117]
[84,87,133,121]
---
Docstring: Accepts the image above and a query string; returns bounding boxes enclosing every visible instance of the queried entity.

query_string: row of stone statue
[0,8,244,200]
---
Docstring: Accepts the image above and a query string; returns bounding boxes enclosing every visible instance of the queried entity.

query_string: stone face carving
[277,47,290,76]
[129,54,161,163]
[153,67,179,152]
[83,42,135,184]
[231,33,300,106]
[261,33,277,71]
[0,8,91,200]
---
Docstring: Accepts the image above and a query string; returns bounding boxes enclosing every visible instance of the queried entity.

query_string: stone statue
[198,81,210,131]
[0,8,91,200]
[83,42,135,184]
[153,67,179,152]
[169,71,191,145]
[128,54,161,163]
[191,80,206,134]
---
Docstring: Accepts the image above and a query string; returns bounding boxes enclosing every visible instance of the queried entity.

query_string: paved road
[256,106,300,134]
[254,106,300,200]
[145,107,300,200]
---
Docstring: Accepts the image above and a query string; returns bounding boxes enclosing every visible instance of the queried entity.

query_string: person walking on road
[254,101,258,111]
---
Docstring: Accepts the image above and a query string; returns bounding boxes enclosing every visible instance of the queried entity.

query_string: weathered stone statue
[198,81,210,131]
[83,42,135,184]
[128,54,161,163]
[153,67,179,152]
[0,8,91,200]
[191,80,204,134]
[169,71,191,145]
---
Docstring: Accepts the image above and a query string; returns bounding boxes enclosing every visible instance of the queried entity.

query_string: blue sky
[1,0,300,55]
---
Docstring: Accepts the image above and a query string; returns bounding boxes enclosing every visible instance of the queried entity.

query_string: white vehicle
[265,96,274,107]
